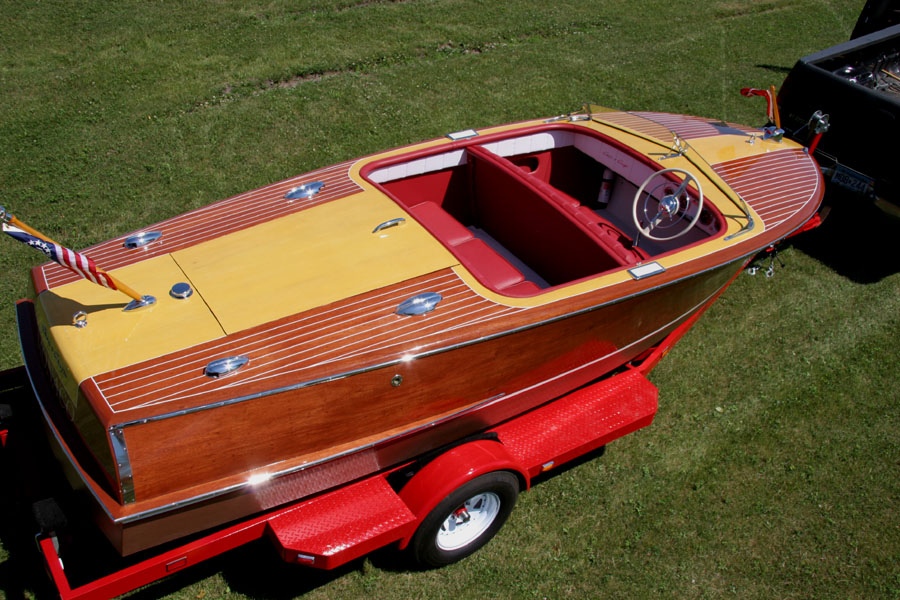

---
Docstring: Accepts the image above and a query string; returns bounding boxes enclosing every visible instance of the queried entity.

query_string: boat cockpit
[366,124,725,296]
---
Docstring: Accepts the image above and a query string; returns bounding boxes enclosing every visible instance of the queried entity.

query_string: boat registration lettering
[628,262,666,280]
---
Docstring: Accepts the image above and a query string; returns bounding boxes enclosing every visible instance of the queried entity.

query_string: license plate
[831,165,872,195]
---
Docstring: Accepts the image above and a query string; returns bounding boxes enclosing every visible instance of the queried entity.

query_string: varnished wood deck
[35,160,361,291]
[713,148,822,231]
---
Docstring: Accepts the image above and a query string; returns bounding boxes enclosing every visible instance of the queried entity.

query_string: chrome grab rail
[372,217,406,234]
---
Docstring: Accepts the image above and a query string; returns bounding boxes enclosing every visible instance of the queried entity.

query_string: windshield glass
[584,104,754,236]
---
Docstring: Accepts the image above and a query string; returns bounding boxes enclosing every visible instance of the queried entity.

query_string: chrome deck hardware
[285,181,324,200]
[628,262,666,280]
[123,231,162,249]
[372,218,406,234]
[396,292,442,316]
[446,129,478,140]
[170,282,193,299]
[762,126,784,142]
[72,311,88,328]
[123,295,156,312]
[205,356,249,378]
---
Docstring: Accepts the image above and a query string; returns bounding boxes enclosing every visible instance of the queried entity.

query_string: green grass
[2,1,899,598]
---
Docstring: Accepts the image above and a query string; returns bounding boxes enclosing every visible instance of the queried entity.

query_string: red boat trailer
[0,304,706,600]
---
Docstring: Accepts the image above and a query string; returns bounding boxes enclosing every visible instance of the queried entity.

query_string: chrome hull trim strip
[116,255,746,430]
[110,428,135,503]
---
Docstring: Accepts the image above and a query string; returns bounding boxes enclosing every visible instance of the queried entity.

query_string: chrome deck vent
[123,231,162,249]
[285,181,324,200]
[204,356,249,378]
[396,292,442,316]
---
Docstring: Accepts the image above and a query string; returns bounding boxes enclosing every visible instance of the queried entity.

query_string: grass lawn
[2,1,898,598]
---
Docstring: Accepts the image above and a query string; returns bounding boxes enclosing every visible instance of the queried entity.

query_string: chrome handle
[373,218,406,234]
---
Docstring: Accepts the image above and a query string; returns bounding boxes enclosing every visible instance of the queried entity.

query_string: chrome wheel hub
[436,491,501,551]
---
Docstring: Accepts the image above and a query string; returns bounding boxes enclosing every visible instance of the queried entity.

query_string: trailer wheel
[410,471,518,567]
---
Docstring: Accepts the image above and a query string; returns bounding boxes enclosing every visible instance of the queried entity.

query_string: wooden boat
[12,104,823,555]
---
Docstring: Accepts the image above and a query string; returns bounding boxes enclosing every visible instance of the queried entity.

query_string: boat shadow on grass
[129,541,361,600]
[0,363,448,600]
[793,190,900,284]
[0,397,355,600]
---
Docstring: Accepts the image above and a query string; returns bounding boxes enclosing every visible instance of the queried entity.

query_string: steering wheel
[632,168,704,241]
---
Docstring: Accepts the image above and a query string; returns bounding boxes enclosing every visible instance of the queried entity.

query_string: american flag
[3,223,118,291]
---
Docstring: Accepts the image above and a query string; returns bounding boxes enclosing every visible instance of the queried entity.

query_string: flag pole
[2,207,62,245]
[769,85,781,130]
[1,206,148,304]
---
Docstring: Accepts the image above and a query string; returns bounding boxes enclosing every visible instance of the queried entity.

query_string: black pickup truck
[777,3,899,217]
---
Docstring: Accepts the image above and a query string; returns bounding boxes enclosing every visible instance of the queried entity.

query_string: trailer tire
[410,471,518,568]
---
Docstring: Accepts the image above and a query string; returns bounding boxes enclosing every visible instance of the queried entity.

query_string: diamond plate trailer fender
[395,439,529,550]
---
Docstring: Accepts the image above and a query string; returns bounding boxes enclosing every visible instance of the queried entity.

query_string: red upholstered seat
[499,280,541,296]
[452,239,525,290]
[531,178,580,210]
[467,145,621,285]
[587,222,648,265]
[574,206,601,226]
[378,141,654,296]
[408,201,474,246]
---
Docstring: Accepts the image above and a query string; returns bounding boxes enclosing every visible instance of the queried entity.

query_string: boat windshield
[583,104,754,237]
[584,104,682,150]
